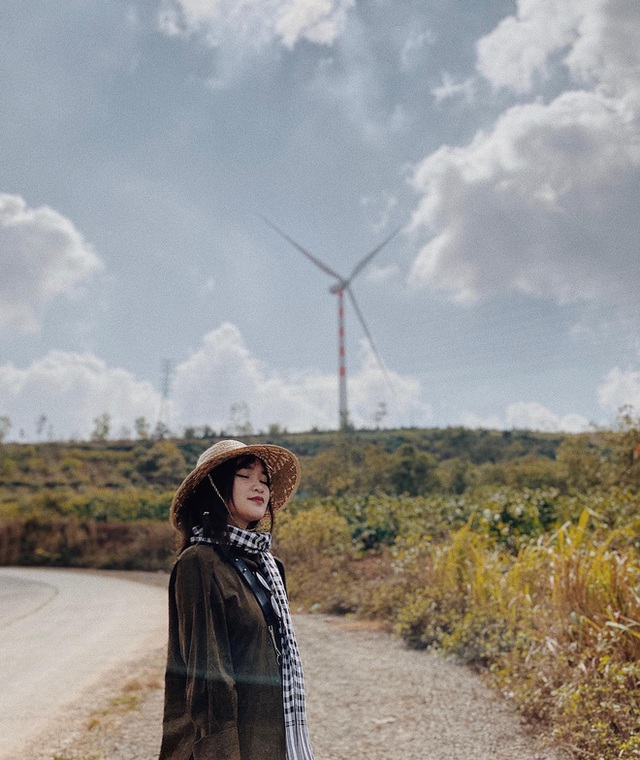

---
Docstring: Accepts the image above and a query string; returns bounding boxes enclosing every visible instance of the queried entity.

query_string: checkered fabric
[191,525,314,760]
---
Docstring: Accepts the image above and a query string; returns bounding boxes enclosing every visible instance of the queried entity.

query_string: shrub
[274,503,360,614]
[0,516,174,570]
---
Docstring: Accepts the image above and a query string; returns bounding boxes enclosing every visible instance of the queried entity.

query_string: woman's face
[228,459,270,529]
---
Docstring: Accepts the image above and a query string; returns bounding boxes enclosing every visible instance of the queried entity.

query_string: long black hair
[176,454,273,553]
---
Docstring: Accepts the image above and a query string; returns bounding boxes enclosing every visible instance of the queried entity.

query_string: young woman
[159,439,314,760]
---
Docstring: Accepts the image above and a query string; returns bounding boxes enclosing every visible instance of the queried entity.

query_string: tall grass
[275,500,640,758]
[496,514,640,757]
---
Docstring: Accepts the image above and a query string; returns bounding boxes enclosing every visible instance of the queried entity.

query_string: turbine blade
[346,286,396,395]
[260,214,344,281]
[347,225,403,284]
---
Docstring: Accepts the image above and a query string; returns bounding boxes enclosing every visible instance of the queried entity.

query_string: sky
[2,0,640,441]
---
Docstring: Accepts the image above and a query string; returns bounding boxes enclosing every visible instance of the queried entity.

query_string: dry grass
[85,672,146,733]
[279,505,640,759]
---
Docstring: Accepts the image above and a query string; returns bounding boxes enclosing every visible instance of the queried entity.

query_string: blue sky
[2,0,640,440]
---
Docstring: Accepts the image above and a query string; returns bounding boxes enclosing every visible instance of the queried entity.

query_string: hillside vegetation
[2,420,640,758]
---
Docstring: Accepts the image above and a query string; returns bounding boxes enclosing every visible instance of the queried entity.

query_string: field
[2,421,640,758]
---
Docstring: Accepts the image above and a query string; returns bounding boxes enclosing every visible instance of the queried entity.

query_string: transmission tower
[156,358,174,437]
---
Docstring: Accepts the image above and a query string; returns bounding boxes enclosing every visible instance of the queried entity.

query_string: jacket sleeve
[159,550,242,760]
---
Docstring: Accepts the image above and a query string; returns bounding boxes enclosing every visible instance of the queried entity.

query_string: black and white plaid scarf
[191,525,314,760]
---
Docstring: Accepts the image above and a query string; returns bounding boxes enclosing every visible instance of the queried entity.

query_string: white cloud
[431,72,475,104]
[310,27,396,146]
[464,401,590,432]
[462,412,502,430]
[276,0,354,48]
[172,323,431,432]
[400,27,434,72]
[598,366,640,413]
[477,0,640,105]
[409,90,640,305]
[409,0,640,310]
[158,0,354,50]
[0,194,103,332]
[0,352,161,440]
[476,0,588,94]
[361,192,399,234]
[0,323,429,440]
[366,263,399,284]
[350,338,433,428]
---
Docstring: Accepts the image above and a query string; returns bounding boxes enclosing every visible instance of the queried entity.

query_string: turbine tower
[262,216,400,430]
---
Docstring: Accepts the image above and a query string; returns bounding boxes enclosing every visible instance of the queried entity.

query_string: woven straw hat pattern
[171,439,301,528]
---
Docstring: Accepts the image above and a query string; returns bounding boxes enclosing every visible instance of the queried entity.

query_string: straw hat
[171,439,301,527]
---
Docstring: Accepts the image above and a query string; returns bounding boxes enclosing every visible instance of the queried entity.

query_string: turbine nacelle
[329,282,347,295]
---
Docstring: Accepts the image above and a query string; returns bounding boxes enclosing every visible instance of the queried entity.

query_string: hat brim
[171,442,301,528]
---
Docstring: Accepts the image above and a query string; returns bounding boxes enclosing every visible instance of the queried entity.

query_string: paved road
[0,567,167,760]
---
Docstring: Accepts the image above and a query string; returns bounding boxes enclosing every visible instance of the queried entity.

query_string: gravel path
[26,587,566,760]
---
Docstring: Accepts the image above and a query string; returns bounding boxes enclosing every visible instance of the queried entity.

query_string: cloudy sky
[2,0,640,441]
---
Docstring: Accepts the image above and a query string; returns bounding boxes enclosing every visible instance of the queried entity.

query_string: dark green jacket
[159,544,286,760]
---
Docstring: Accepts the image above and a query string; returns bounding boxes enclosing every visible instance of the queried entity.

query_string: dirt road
[16,571,564,760]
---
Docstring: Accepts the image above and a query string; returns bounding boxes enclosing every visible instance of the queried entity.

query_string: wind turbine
[261,215,400,430]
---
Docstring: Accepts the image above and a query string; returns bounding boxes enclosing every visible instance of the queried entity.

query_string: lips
[248,496,265,505]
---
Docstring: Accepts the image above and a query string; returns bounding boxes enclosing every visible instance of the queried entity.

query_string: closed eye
[235,472,268,487]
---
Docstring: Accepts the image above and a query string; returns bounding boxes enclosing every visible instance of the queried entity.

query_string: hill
[0,425,574,494]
